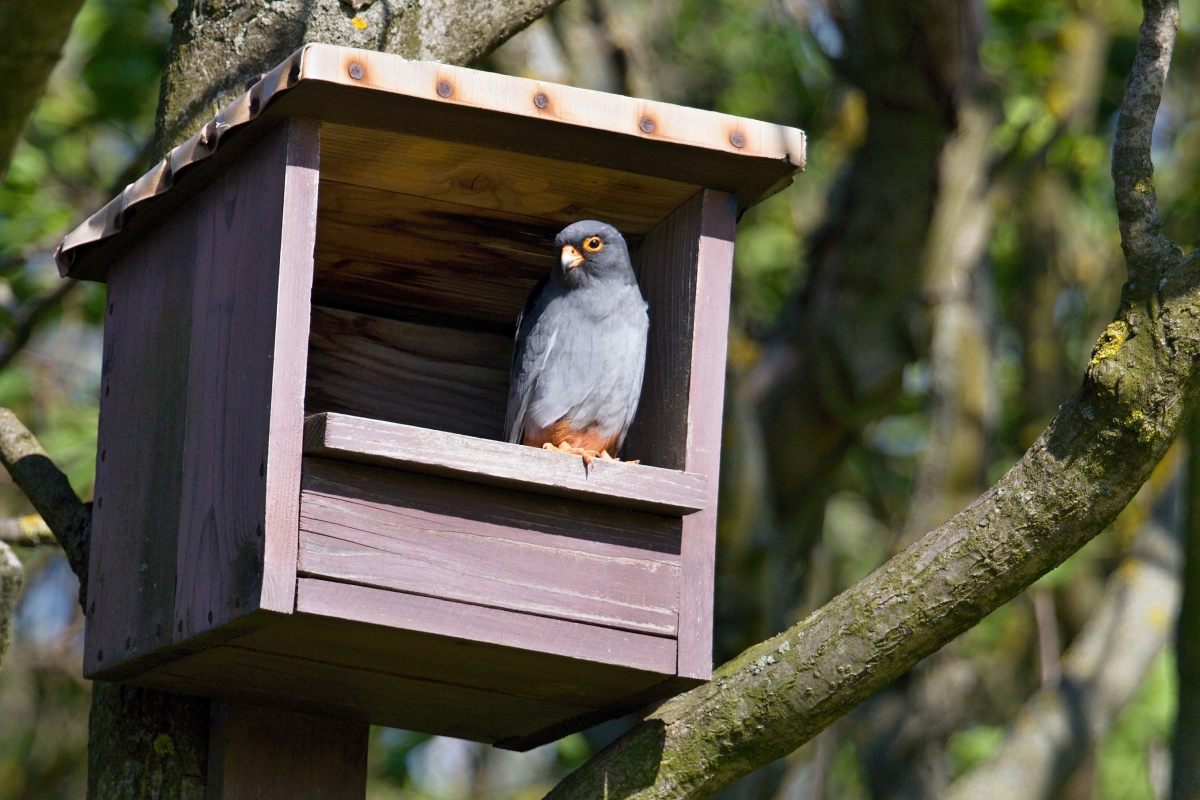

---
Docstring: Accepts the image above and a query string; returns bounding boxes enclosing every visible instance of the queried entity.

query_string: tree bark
[0,0,89,181]
[1172,412,1200,800]
[544,3,1188,796]
[945,513,1182,800]
[154,0,564,152]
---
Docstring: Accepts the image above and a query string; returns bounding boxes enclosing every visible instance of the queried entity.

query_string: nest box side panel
[86,198,199,676]
[173,118,319,641]
[86,119,320,679]
[624,188,736,681]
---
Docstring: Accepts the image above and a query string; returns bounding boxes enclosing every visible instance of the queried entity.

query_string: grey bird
[504,220,649,463]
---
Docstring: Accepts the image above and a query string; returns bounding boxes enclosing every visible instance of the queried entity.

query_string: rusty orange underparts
[523,418,621,456]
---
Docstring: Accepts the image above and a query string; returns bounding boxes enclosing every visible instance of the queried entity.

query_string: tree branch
[0,513,58,547]
[1112,0,1180,282]
[546,2,1191,796]
[0,409,89,608]
[0,279,79,374]
[0,0,89,181]
[945,515,1182,800]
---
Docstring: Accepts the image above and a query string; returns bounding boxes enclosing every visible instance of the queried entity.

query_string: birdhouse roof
[56,43,805,281]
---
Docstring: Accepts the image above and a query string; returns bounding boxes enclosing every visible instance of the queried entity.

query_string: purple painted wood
[85,189,197,676]
[625,189,736,681]
[298,460,681,636]
[304,412,708,515]
[207,701,367,800]
[172,120,317,643]
[262,119,321,613]
[296,577,677,674]
[677,190,736,679]
[143,644,591,743]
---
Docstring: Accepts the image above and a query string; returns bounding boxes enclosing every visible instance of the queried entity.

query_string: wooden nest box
[57,45,805,749]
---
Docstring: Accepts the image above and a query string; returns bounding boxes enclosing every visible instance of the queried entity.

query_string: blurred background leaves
[0,0,1196,797]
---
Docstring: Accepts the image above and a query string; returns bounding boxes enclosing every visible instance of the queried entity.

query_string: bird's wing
[504,274,552,444]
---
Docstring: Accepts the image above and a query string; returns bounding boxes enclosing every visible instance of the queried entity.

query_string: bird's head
[555,221,635,287]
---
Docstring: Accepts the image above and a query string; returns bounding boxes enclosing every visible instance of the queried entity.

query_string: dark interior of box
[303,125,703,463]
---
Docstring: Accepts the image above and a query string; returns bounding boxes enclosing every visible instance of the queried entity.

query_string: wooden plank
[298,477,681,636]
[299,45,804,170]
[294,577,676,676]
[305,413,707,515]
[262,119,321,613]
[675,191,736,680]
[305,308,512,440]
[304,457,683,555]
[207,702,367,800]
[318,122,703,235]
[172,122,308,643]
[312,179,562,324]
[139,644,588,743]
[623,190,735,680]
[84,192,198,678]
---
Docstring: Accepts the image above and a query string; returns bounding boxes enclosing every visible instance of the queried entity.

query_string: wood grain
[142,644,589,743]
[261,119,321,613]
[304,413,707,515]
[674,191,736,680]
[312,179,561,324]
[172,123,291,643]
[298,463,681,635]
[319,122,702,235]
[305,307,512,440]
[621,190,736,680]
[85,183,198,677]
[294,578,676,680]
[207,701,367,800]
[303,456,683,556]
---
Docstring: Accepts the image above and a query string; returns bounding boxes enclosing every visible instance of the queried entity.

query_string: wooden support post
[206,703,368,800]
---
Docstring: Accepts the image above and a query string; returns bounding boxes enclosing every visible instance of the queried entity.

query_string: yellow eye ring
[583,236,604,253]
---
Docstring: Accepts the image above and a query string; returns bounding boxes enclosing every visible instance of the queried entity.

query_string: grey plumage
[505,220,649,454]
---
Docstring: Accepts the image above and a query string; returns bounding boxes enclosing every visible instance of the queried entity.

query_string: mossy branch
[545,2,1194,797]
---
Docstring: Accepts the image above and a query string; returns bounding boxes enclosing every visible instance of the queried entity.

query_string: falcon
[505,220,649,463]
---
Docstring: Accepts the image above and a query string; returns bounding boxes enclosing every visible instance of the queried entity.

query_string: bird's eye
[583,236,604,253]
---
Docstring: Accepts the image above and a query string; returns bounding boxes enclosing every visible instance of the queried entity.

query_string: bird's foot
[543,441,601,464]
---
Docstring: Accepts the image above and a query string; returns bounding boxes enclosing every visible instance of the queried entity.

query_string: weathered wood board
[304,413,707,515]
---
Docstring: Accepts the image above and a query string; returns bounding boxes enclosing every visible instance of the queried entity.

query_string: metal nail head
[730,131,747,148]
[348,62,364,80]
[437,80,453,98]
[639,117,655,134]
[534,92,549,109]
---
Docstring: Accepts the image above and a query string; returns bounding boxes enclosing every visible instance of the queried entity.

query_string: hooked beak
[560,244,584,271]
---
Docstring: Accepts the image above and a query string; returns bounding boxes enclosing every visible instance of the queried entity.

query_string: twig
[0,409,88,607]
[1112,0,1181,281]
[0,279,79,373]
